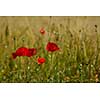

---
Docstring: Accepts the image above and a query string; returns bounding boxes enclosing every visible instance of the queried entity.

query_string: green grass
[0,16,100,83]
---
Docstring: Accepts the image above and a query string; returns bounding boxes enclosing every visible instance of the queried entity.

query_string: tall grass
[0,16,100,83]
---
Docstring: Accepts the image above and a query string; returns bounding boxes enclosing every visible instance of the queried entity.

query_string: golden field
[0,16,100,82]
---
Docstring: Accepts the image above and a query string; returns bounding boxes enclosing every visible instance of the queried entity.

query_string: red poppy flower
[15,47,29,56]
[28,48,37,57]
[12,47,37,59]
[40,27,45,35]
[37,57,46,64]
[46,42,59,52]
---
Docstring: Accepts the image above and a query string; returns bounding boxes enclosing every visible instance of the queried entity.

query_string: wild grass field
[0,16,100,83]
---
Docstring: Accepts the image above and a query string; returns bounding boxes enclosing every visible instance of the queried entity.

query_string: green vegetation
[0,16,100,83]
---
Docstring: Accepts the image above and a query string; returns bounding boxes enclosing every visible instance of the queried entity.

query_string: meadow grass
[0,16,100,83]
